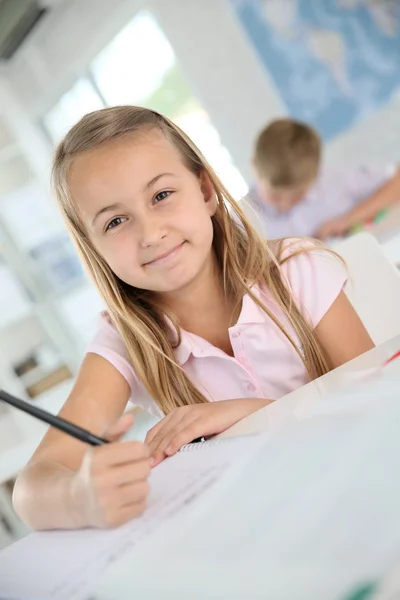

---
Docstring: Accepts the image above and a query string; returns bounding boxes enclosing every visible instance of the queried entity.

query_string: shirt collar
[236,284,266,325]
[173,284,266,366]
[249,184,286,218]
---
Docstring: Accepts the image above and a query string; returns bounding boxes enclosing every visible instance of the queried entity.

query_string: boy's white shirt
[241,164,397,240]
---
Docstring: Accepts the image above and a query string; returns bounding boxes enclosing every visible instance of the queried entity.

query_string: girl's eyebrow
[143,172,176,191]
[91,173,177,226]
[92,203,123,226]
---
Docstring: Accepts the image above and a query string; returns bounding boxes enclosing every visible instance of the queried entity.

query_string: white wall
[0,317,44,366]
[1,0,285,182]
[147,0,284,180]
[325,92,400,165]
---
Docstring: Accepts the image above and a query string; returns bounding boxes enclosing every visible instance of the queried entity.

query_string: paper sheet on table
[0,435,264,600]
[93,374,400,600]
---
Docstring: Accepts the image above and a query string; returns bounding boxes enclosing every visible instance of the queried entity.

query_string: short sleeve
[86,313,138,394]
[280,239,348,328]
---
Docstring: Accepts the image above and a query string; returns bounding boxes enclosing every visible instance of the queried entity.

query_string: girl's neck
[157,253,240,353]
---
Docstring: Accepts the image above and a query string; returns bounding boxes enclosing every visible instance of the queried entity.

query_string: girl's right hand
[70,414,151,528]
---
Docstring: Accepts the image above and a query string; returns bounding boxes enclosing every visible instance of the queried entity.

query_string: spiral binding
[179,437,226,452]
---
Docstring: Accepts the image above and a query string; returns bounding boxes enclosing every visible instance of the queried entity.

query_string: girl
[13,106,373,531]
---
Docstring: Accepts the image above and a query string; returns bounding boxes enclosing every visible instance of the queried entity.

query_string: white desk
[371,203,400,239]
[0,337,400,599]
[368,203,400,266]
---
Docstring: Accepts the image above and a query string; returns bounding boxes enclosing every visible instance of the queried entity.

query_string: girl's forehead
[72,128,185,174]
[68,129,191,214]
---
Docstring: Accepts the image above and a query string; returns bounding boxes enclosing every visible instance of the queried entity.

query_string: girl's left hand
[145,398,272,466]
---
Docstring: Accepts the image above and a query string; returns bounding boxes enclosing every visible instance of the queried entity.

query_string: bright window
[43,78,104,143]
[91,11,248,199]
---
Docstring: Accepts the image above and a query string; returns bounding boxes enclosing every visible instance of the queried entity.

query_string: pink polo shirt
[87,242,347,417]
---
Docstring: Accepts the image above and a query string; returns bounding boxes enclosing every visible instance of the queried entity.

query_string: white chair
[332,232,400,345]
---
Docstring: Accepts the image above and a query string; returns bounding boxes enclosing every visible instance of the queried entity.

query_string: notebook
[90,373,400,600]
[0,434,265,600]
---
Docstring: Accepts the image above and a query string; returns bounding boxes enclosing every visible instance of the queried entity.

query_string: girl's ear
[199,170,217,216]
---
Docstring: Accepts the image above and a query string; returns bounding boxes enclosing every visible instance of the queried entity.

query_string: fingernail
[149,457,156,468]
[165,445,173,455]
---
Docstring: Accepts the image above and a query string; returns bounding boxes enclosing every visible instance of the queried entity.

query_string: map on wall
[230,0,400,140]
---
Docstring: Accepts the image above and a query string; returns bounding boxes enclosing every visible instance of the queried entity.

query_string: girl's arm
[314,291,374,369]
[13,353,150,530]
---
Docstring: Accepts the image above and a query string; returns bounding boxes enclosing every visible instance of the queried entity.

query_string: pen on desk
[0,389,108,446]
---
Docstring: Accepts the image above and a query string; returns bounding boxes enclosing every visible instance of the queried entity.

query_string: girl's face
[69,129,217,295]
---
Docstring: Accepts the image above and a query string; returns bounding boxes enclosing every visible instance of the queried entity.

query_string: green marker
[374,209,388,224]
[350,222,363,234]
[343,581,377,600]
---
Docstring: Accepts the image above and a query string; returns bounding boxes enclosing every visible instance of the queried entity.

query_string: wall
[0,317,44,366]
[325,92,400,165]
[2,0,399,183]
[1,0,284,182]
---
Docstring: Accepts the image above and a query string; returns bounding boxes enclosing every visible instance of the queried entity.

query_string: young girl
[13,106,373,531]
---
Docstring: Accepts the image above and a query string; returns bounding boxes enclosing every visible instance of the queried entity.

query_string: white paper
[93,375,400,600]
[0,435,264,600]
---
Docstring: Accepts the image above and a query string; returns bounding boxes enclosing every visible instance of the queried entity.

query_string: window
[0,182,85,294]
[43,78,104,143]
[90,11,248,199]
[91,12,175,107]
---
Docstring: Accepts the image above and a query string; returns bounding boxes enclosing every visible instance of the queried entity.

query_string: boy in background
[243,118,400,240]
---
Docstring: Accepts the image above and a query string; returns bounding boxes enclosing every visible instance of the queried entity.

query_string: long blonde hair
[52,106,331,414]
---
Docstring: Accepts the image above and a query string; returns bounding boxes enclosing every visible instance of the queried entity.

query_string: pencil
[0,389,108,446]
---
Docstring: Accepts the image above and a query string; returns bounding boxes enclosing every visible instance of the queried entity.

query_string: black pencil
[0,389,108,446]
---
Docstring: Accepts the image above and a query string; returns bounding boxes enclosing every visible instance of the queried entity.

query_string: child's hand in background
[145,398,272,466]
[315,215,351,240]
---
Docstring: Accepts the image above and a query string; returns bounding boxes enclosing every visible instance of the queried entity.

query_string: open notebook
[0,434,265,600]
[91,372,400,600]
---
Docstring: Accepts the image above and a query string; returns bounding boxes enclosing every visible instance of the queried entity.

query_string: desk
[369,203,400,266]
[0,337,399,599]
[370,202,400,239]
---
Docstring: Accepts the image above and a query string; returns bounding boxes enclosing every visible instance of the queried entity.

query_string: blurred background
[0,0,399,547]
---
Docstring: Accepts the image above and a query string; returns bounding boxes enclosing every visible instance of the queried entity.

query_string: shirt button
[246,382,256,392]
[232,331,240,339]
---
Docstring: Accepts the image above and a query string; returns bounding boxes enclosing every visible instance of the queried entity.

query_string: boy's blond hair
[254,118,321,187]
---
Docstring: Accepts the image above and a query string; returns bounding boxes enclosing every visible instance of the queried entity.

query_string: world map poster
[230,0,400,139]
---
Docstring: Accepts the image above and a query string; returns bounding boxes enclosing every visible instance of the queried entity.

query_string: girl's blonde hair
[52,106,331,414]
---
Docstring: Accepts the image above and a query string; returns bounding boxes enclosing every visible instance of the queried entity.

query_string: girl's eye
[106,217,127,231]
[154,190,172,204]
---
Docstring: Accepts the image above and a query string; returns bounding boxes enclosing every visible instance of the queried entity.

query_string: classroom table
[370,203,400,266]
[371,202,400,239]
[0,335,399,600]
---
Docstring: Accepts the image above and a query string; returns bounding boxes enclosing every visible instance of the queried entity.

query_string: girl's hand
[145,398,271,467]
[70,414,151,528]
